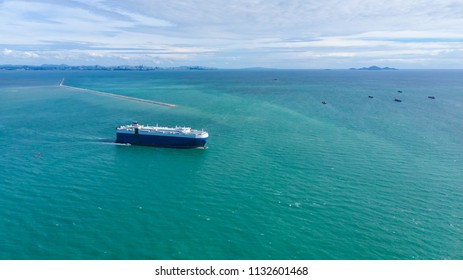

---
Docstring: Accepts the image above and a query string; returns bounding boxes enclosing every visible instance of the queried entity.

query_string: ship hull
[116,132,207,148]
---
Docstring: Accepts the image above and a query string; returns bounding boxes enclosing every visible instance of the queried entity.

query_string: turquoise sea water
[0,69,462,260]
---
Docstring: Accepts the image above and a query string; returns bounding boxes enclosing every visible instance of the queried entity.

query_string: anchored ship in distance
[116,122,208,148]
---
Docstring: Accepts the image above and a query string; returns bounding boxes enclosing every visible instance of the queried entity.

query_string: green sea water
[0,69,462,259]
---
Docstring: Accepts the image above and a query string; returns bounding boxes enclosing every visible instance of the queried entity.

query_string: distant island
[0,64,217,71]
[349,66,397,70]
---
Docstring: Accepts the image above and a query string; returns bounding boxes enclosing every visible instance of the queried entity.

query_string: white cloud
[1,48,40,58]
[2,48,14,56]
[354,30,463,40]
[1,0,463,68]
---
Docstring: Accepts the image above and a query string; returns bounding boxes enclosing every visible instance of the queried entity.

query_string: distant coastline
[349,66,397,70]
[0,64,404,71]
[0,64,217,71]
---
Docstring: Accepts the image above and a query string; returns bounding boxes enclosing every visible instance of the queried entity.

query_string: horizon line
[1,64,463,70]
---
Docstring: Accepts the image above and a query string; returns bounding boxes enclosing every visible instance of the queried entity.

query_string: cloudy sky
[1,0,463,68]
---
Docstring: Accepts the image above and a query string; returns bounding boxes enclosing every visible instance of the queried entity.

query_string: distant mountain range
[349,66,397,70]
[0,64,217,71]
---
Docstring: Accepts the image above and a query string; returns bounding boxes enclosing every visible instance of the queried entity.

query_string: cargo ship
[116,122,208,148]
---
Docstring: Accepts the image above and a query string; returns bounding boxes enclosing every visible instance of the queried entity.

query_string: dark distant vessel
[397,90,403,93]
[394,98,402,102]
[322,101,327,104]
[428,96,436,99]
[368,95,374,98]
[116,122,208,148]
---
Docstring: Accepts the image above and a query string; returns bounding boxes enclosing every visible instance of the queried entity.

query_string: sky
[1,0,463,69]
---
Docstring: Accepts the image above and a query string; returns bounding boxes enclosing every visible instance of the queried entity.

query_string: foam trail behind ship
[59,78,176,108]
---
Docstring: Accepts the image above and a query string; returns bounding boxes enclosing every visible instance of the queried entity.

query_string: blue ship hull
[116,132,207,148]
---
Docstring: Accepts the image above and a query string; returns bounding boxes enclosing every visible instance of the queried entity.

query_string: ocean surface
[0,69,462,260]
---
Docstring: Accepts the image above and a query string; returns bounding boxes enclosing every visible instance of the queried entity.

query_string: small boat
[322,101,327,104]
[368,95,374,98]
[428,96,436,99]
[397,90,403,93]
[394,98,402,102]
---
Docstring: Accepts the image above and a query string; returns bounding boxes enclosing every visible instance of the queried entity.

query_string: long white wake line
[59,78,176,108]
